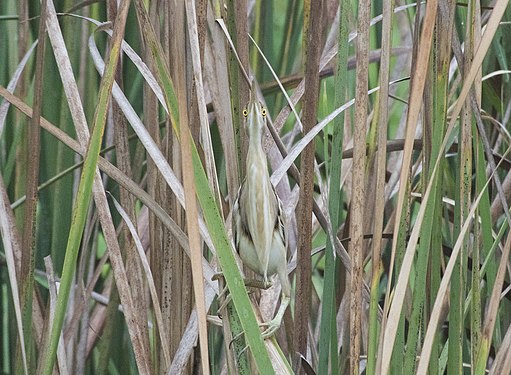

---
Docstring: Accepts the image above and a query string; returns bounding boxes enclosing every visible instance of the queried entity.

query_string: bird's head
[243,81,267,139]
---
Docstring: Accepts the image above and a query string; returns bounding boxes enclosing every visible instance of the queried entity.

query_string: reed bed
[0,1,510,374]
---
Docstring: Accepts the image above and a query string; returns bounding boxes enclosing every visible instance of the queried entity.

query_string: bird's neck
[248,125,263,148]
[246,131,267,171]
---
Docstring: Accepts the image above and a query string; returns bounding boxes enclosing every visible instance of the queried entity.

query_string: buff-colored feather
[231,82,290,338]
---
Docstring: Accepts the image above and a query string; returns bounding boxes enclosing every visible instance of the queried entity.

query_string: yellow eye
[261,108,267,116]
[242,109,248,117]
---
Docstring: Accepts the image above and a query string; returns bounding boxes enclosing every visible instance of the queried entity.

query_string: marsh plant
[0,1,510,374]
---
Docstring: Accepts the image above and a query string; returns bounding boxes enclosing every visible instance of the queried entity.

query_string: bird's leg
[260,293,290,339]
[225,282,290,356]
[260,266,291,339]
[215,268,290,342]
[230,286,290,342]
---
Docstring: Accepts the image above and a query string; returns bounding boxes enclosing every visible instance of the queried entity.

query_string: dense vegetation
[1,0,510,374]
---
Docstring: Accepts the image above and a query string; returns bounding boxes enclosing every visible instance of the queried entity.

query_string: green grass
[1,1,510,374]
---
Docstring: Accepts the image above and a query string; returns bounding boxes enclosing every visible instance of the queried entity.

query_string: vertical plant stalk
[367,0,393,373]
[183,2,211,373]
[449,0,476,372]
[13,0,29,227]
[475,180,511,372]
[349,0,370,373]
[0,178,27,375]
[223,0,248,176]
[467,1,483,369]
[419,6,452,373]
[272,0,301,113]
[318,0,349,373]
[152,2,182,371]
[18,1,47,373]
[472,136,487,371]
[206,10,239,206]
[294,0,323,360]
[43,257,69,374]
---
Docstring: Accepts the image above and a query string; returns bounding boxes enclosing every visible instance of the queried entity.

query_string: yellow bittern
[232,82,290,338]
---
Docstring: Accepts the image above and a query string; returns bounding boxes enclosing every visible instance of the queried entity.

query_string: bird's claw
[259,317,282,339]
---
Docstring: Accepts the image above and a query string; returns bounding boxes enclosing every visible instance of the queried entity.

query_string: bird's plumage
[232,83,291,306]
[232,175,287,281]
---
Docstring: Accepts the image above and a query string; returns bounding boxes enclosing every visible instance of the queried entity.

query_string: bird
[231,81,291,339]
